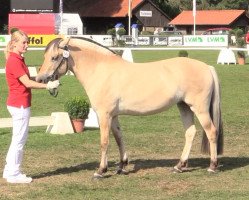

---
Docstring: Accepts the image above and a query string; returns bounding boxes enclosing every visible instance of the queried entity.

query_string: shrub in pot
[236,29,246,65]
[64,96,90,133]
[178,50,188,57]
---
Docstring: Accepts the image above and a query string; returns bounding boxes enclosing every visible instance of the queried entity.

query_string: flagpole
[128,0,132,36]
[59,0,63,34]
[193,0,196,35]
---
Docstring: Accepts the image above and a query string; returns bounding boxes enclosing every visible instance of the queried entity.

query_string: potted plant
[107,28,116,46]
[178,50,188,57]
[116,28,126,47]
[236,29,246,65]
[237,50,246,65]
[64,96,90,133]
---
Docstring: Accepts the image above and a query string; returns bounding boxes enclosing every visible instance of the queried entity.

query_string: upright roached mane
[36,37,223,178]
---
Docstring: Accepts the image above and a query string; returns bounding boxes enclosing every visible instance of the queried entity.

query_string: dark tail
[201,66,223,155]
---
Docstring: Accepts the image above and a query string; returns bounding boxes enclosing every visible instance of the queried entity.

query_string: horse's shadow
[32,156,249,179]
[129,156,249,173]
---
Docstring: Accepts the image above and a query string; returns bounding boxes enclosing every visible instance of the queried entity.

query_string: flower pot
[238,57,245,65]
[71,119,85,133]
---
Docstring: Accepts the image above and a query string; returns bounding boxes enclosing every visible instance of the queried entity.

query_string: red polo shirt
[5,52,31,108]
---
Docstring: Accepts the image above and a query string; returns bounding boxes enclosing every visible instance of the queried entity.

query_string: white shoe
[6,174,32,184]
[3,172,26,179]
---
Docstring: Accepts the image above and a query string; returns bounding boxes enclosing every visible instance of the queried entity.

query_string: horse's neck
[69,47,121,90]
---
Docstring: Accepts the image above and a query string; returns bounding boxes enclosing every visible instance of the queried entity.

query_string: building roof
[65,0,144,17]
[170,10,246,25]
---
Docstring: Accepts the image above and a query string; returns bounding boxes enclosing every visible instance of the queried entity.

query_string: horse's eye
[51,56,57,61]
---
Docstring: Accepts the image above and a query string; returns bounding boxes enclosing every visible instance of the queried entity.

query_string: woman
[3,29,60,184]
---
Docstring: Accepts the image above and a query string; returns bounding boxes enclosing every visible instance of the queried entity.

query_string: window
[67,27,78,35]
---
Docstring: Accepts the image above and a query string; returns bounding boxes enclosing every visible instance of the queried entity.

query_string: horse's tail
[201,66,224,155]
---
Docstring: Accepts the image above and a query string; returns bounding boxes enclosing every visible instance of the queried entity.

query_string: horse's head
[36,37,71,83]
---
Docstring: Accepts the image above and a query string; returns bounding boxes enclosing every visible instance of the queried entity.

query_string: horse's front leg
[111,116,128,174]
[93,113,112,179]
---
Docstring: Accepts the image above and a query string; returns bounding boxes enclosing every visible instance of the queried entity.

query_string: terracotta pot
[71,119,85,133]
[238,57,245,65]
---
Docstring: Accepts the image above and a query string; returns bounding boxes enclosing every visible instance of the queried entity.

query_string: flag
[193,0,196,16]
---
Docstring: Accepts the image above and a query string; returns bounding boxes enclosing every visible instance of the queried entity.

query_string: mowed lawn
[0,49,249,199]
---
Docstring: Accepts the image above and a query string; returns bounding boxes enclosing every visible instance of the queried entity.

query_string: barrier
[122,48,133,62]
[0,108,99,134]
[28,66,38,77]
[46,112,74,134]
[0,67,38,76]
[217,48,236,65]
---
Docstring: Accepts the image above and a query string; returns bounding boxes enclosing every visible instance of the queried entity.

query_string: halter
[48,38,70,97]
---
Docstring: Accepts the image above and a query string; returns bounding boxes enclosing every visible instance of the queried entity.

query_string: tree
[218,0,248,9]
[152,0,248,18]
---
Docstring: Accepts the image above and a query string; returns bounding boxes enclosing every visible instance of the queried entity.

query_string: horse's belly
[118,92,177,115]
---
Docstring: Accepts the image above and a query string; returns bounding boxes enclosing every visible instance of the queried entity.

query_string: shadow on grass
[32,157,249,179]
[32,161,100,179]
[129,156,249,173]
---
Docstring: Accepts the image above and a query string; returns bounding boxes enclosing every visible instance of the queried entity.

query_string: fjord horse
[36,37,223,178]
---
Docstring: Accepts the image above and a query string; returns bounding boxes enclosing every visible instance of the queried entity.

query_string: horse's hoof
[207,168,218,173]
[172,166,183,173]
[92,172,104,180]
[116,168,128,175]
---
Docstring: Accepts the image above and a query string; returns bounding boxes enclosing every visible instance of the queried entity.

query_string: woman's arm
[19,74,47,89]
[19,74,60,90]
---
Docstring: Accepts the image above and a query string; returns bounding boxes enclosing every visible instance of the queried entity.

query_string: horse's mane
[71,36,117,55]
[45,37,62,53]
[45,37,117,55]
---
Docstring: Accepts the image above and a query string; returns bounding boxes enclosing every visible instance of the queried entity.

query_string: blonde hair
[4,30,28,59]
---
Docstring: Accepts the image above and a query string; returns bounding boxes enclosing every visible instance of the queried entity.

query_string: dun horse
[36,37,223,178]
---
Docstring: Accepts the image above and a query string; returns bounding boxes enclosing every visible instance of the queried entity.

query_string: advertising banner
[153,37,167,46]
[11,0,54,13]
[0,35,11,46]
[0,35,59,47]
[184,35,228,47]
[168,36,183,46]
[138,37,150,45]
[28,35,58,47]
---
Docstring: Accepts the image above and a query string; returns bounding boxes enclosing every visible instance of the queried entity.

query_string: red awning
[9,13,55,34]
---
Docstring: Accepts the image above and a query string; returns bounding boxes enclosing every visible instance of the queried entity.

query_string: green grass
[1,49,249,199]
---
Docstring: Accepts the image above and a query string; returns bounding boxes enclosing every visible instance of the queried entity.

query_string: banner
[184,35,228,47]
[28,35,58,46]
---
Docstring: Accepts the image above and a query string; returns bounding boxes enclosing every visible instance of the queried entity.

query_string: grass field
[1,49,249,199]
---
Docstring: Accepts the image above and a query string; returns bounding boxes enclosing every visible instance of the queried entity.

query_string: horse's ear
[58,36,70,49]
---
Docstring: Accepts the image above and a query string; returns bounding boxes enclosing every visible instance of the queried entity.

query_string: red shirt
[5,52,31,108]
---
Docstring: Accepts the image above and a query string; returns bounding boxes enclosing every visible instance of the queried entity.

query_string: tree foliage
[152,0,248,18]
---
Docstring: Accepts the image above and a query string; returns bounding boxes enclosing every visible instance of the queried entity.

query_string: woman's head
[4,29,29,59]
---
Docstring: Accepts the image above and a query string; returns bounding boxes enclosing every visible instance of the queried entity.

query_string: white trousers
[3,106,30,177]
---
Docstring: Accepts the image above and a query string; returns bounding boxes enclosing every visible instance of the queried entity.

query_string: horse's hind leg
[174,102,196,173]
[111,116,128,174]
[195,111,218,172]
